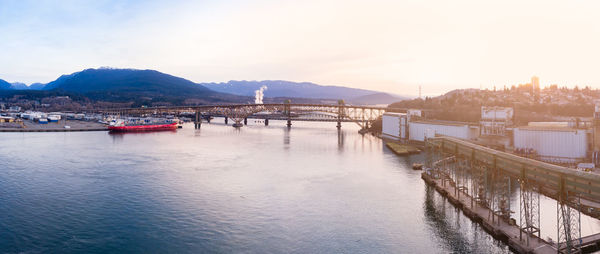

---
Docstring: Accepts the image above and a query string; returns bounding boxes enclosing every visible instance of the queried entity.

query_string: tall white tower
[531,76,540,92]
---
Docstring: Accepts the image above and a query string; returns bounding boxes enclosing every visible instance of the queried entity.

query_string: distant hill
[202,80,407,104]
[45,68,209,93]
[0,79,12,90]
[1,68,407,106]
[42,68,239,103]
[389,85,600,123]
[10,82,29,90]
[0,81,46,90]
[29,83,46,90]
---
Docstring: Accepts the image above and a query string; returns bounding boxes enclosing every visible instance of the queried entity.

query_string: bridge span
[95,102,401,129]
[424,136,600,253]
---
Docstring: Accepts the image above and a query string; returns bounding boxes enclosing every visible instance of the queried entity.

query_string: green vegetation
[389,85,598,124]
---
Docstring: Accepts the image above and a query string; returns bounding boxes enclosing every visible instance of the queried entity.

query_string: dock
[0,120,108,132]
[385,142,421,155]
[0,128,107,132]
[421,171,558,254]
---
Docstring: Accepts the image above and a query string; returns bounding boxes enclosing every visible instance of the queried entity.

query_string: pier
[423,136,600,253]
[422,171,557,253]
[0,128,107,132]
[0,120,108,132]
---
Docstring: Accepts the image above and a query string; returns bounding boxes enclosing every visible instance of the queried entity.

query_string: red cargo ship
[108,122,178,132]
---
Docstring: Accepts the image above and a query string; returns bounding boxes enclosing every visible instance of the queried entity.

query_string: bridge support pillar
[225,117,228,125]
[194,111,201,129]
[244,118,247,125]
[337,99,345,129]
[519,178,540,247]
[265,119,269,126]
[285,99,292,127]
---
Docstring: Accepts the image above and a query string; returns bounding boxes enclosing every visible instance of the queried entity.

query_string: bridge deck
[245,116,356,122]
[92,103,394,127]
[91,103,395,112]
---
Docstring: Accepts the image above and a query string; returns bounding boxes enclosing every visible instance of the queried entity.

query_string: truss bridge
[95,102,398,130]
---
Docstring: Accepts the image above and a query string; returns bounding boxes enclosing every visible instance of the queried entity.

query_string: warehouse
[513,124,589,163]
[382,112,407,140]
[408,120,479,142]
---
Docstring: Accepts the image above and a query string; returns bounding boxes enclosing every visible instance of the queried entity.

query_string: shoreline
[0,119,109,132]
[0,127,108,132]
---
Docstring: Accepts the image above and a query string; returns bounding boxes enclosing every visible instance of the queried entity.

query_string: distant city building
[531,76,540,95]
[531,76,539,89]
[593,103,600,164]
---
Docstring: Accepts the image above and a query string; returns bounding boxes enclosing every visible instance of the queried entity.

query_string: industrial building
[382,112,407,140]
[381,105,594,165]
[408,120,479,142]
[480,106,513,136]
[382,110,479,143]
[513,123,589,163]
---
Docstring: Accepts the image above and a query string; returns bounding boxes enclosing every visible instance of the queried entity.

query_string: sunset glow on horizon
[1,0,600,96]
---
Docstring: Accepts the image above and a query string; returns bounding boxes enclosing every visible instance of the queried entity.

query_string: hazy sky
[1,0,599,96]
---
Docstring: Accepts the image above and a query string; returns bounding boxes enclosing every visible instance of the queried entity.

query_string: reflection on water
[283,127,290,147]
[424,185,509,253]
[0,119,515,253]
[337,128,344,150]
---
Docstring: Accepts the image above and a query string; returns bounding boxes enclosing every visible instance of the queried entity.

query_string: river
[0,119,536,253]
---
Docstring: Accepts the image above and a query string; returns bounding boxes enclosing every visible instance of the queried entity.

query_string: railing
[89,103,397,129]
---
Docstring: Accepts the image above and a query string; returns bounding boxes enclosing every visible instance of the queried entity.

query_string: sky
[1,0,600,96]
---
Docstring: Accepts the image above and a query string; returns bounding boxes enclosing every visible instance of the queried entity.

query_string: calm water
[1,119,516,253]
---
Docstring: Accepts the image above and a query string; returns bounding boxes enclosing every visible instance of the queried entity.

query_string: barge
[108,119,178,132]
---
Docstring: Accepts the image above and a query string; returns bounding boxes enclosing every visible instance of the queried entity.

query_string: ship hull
[108,122,178,132]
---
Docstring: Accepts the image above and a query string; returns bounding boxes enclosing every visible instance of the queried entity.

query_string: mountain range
[0,68,407,105]
[201,80,406,103]
[0,78,12,90]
